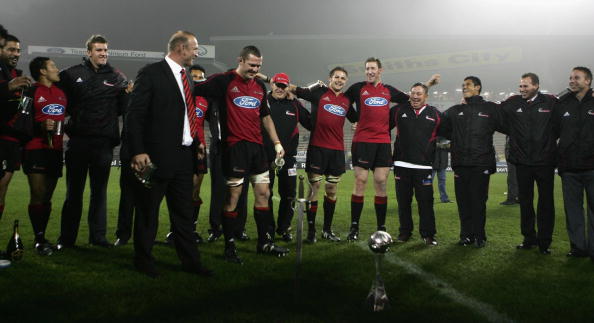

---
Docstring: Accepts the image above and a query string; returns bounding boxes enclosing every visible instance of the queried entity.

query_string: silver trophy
[367,231,393,311]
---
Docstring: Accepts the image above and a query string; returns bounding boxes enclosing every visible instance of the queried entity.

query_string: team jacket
[263,95,311,162]
[296,86,355,151]
[390,103,441,166]
[194,70,270,146]
[500,93,558,166]
[439,95,505,171]
[345,81,409,144]
[0,62,23,141]
[553,88,594,173]
[57,57,128,146]
[25,83,67,151]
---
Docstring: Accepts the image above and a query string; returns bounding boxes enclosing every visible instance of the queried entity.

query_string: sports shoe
[457,237,474,246]
[567,248,588,257]
[346,228,359,242]
[35,240,54,256]
[236,231,250,241]
[474,239,486,248]
[224,244,243,264]
[500,198,519,205]
[207,229,222,243]
[321,231,341,242]
[278,231,293,242]
[193,231,204,244]
[423,236,438,246]
[305,230,317,244]
[257,243,289,257]
[516,241,537,250]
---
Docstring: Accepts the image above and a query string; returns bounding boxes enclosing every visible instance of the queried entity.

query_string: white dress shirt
[165,55,193,146]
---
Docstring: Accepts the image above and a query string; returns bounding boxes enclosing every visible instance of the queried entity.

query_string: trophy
[367,231,393,312]
[134,162,157,188]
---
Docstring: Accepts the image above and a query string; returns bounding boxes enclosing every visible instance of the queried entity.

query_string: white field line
[358,243,515,323]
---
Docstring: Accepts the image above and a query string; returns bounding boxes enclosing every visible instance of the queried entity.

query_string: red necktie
[181,69,198,139]
[414,108,420,116]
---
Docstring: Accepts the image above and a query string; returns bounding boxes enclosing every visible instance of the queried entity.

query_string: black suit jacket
[125,59,197,179]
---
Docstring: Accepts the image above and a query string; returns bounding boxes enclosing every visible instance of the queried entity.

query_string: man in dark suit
[125,31,211,277]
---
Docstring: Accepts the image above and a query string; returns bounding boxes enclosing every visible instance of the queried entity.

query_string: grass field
[0,168,593,322]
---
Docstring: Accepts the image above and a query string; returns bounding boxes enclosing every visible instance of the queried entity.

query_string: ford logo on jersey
[41,104,65,115]
[233,96,260,109]
[323,104,346,117]
[364,97,388,106]
[195,107,204,118]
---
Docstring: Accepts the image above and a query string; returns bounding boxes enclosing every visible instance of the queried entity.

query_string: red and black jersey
[0,63,23,142]
[296,86,355,151]
[25,83,67,151]
[194,70,270,146]
[194,95,208,145]
[345,81,408,144]
[390,103,441,166]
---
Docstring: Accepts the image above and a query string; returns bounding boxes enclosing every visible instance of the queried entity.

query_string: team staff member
[194,45,287,264]
[126,30,211,277]
[500,73,557,254]
[439,76,505,248]
[0,34,31,223]
[553,66,594,261]
[57,35,128,249]
[262,73,310,242]
[165,64,209,244]
[291,67,356,243]
[390,83,441,246]
[344,57,439,241]
[23,57,67,256]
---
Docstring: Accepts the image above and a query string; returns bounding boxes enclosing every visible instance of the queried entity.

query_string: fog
[2,0,593,106]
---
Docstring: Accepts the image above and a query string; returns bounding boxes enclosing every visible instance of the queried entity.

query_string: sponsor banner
[333,47,523,76]
[28,45,216,59]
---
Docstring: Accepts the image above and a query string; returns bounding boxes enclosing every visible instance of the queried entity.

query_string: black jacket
[58,57,128,146]
[553,88,594,173]
[390,103,442,167]
[439,95,504,171]
[263,95,311,163]
[501,93,558,166]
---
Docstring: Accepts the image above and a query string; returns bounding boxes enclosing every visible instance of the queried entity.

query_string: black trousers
[59,137,113,245]
[132,146,202,270]
[506,162,519,199]
[395,167,436,237]
[115,161,135,241]
[269,165,296,233]
[453,166,491,240]
[515,165,555,248]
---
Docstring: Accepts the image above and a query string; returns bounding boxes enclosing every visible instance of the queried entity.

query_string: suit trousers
[115,161,135,241]
[132,146,202,270]
[515,165,555,247]
[453,166,491,240]
[395,166,436,237]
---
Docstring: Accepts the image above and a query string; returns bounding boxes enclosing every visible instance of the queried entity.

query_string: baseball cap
[271,73,290,86]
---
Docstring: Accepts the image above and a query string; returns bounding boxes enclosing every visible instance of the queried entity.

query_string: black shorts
[222,141,268,179]
[0,140,21,172]
[351,142,392,169]
[195,154,208,175]
[306,145,345,176]
[22,149,63,177]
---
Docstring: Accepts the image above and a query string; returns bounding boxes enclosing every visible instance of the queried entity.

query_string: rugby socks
[350,194,364,229]
[222,209,238,247]
[323,195,336,232]
[307,201,318,231]
[192,197,203,231]
[28,204,46,242]
[375,196,388,231]
[0,204,4,222]
[254,206,275,245]
[41,203,52,238]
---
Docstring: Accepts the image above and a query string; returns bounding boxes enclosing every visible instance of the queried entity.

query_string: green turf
[0,169,592,322]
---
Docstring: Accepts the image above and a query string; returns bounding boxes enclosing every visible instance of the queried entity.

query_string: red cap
[271,73,290,85]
